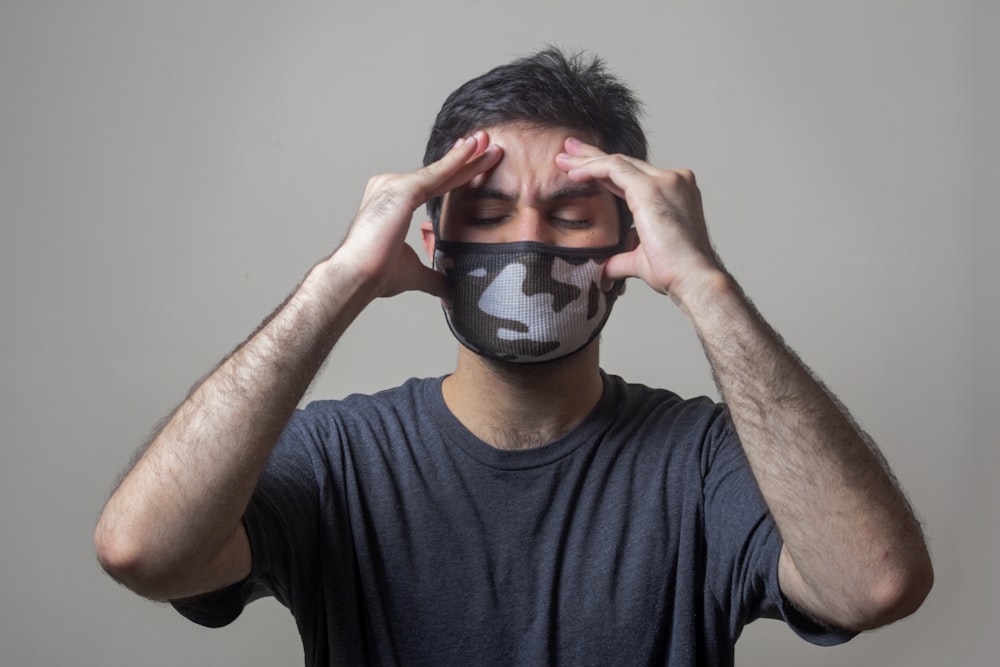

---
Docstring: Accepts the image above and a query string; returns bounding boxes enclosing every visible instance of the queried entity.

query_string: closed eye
[553,217,589,229]
[470,216,589,228]
[469,215,509,226]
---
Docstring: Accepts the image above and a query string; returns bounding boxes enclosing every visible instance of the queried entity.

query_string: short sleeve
[171,408,326,626]
[765,551,858,645]
[700,406,857,646]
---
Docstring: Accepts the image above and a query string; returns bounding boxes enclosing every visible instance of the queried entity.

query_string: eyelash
[469,216,589,228]
[469,216,507,226]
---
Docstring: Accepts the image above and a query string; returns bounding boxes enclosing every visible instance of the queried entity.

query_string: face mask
[433,238,624,363]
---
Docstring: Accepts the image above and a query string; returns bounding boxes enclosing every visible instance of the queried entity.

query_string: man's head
[423,47,647,236]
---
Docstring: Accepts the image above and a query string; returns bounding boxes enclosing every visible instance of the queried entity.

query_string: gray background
[2,1,996,665]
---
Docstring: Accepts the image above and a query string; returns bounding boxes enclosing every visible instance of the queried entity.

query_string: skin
[421,125,622,450]
[94,133,502,599]
[95,124,932,633]
[549,131,934,630]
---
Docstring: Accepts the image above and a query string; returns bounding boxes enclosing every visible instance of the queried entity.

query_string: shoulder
[273,377,449,467]
[602,373,737,470]
[603,373,728,432]
[258,377,441,463]
[293,376,443,429]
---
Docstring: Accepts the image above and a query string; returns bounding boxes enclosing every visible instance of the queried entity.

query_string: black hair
[423,47,647,233]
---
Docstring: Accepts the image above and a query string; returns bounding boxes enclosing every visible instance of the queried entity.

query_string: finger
[425,144,502,199]
[418,131,489,184]
[558,153,659,186]
[602,229,641,286]
[473,129,490,155]
[408,263,449,300]
[563,136,608,158]
[554,152,627,199]
[383,245,450,299]
[602,248,640,291]
[414,138,503,203]
[555,150,659,203]
[563,137,660,177]
[414,134,480,184]
[558,153,661,205]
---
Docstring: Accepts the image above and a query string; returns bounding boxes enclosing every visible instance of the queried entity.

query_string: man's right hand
[94,131,500,602]
[335,131,502,300]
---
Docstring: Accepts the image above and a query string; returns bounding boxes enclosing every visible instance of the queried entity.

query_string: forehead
[463,123,594,196]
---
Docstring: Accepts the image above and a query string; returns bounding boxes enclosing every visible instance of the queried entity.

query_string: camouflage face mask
[433,239,625,363]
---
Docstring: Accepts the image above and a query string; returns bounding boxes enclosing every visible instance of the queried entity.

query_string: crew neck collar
[422,372,618,471]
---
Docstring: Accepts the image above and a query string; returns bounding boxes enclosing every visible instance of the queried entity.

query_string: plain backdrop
[1,1,996,665]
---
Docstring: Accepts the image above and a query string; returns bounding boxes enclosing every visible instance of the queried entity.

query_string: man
[95,49,932,665]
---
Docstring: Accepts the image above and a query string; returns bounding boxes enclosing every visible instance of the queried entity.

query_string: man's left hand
[555,137,724,304]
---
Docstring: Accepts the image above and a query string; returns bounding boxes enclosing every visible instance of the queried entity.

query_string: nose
[507,208,555,244]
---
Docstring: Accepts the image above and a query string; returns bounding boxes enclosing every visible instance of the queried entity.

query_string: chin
[476,338,599,375]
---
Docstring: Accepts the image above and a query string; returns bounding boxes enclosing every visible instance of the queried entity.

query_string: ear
[612,228,640,297]
[420,220,436,262]
[624,226,639,252]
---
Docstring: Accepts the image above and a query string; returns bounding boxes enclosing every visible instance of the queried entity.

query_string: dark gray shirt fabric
[173,373,854,665]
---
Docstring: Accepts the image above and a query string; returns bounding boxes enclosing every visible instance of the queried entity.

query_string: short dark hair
[423,47,647,233]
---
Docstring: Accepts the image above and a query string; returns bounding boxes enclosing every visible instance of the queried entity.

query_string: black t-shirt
[174,374,853,665]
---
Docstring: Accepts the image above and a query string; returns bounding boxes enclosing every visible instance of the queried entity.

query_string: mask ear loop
[605,225,639,297]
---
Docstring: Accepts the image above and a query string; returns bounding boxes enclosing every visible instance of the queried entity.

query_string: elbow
[850,549,934,631]
[94,514,171,600]
[878,557,935,625]
[94,517,143,591]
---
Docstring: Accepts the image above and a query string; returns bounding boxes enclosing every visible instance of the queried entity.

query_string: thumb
[409,264,449,301]
[602,250,639,292]
[601,229,641,289]
[379,244,448,300]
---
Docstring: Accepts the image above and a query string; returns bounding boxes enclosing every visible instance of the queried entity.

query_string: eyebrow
[456,182,605,204]
[457,187,515,203]
[540,183,605,203]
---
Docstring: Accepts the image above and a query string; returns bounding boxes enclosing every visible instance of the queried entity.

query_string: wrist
[674,268,770,357]
[293,253,380,329]
[668,265,736,318]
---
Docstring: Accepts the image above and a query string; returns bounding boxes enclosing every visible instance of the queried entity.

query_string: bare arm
[94,134,502,601]
[556,139,933,631]
[681,272,932,630]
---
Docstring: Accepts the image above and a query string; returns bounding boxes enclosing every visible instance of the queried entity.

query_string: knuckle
[366,173,409,198]
[364,173,393,195]
[658,169,696,191]
[609,154,633,168]
[360,174,413,217]
[660,170,682,186]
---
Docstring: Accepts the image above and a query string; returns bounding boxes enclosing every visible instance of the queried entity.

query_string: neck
[442,341,605,450]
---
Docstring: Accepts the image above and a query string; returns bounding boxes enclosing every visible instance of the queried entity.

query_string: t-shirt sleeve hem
[170,516,272,629]
[170,577,255,628]
[770,556,859,646]
[779,596,859,646]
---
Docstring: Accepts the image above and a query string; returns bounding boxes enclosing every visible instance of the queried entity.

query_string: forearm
[95,134,496,600]
[556,141,932,628]
[679,270,932,629]
[95,255,376,598]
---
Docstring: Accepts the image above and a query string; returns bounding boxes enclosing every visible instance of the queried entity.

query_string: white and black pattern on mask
[434,240,624,363]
